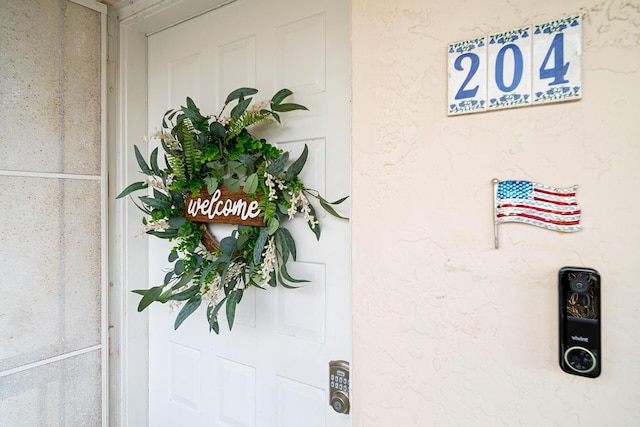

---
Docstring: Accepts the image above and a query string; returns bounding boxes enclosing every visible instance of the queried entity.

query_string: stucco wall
[351,1,640,426]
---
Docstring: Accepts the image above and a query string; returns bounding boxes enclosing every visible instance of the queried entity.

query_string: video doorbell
[558,267,601,378]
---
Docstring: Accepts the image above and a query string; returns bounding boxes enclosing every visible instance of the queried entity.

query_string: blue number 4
[539,33,570,86]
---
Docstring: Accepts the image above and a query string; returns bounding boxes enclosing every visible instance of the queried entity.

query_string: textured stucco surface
[351,1,640,426]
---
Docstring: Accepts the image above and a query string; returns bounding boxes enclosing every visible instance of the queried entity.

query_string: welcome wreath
[118,88,347,333]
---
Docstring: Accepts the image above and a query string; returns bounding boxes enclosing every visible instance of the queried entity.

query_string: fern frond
[227,111,272,140]
[182,119,200,178]
[167,154,187,182]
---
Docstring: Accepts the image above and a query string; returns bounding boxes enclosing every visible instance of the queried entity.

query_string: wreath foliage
[118,88,347,333]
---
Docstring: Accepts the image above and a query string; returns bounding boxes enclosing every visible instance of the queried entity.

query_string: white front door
[145,1,351,425]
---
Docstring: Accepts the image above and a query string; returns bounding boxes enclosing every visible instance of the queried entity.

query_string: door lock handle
[329,360,350,414]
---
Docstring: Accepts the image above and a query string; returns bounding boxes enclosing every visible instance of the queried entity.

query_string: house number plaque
[448,14,582,115]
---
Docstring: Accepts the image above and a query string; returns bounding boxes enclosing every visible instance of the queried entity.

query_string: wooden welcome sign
[185,186,266,227]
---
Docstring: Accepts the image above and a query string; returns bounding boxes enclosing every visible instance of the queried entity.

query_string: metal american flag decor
[492,179,581,248]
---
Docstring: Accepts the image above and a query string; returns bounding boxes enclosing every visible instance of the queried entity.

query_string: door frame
[110,1,351,425]
[111,1,237,425]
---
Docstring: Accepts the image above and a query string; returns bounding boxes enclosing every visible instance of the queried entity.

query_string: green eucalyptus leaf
[207,304,220,334]
[204,176,219,194]
[267,217,279,235]
[167,284,200,301]
[284,144,308,181]
[220,236,237,256]
[174,296,202,329]
[277,275,303,289]
[280,261,308,283]
[237,154,259,165]
[150,147,161,175]
[137,286,164,312]
[225,87,258,104]
[276,228,296,261]
[268,270,277,287]
[134,145,152,175]
[210,121,227,138]
[138,196,171,209]
[223,177,240,191]
[168,250,179,263]
[226,290,242,330]
[181,97,207,123]
[319,198,348,219]
[230,98,252,118]
[328,196,349,205]
[271,103,308,112]
[265,151,289,176]
[168,216,186,229]
[146,229,179,239]
[175,260,185,275]
[163,271,174,285]
[307,203,321,240]
[171,270,196,290]
[186,97,198,111]
[116,181,147,199]
[209,297,226,333]
[271,88,293,106]
[253,227,269,265]
[152,188,169,202]
[131,289,147,296]
[244,173,259,194]
[199,261,217,286]
[228,161,247,177]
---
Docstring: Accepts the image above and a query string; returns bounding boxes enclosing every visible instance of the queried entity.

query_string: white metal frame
[0,1,108,425]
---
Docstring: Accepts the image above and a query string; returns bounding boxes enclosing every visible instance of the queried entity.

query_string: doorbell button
[564,346,597,374]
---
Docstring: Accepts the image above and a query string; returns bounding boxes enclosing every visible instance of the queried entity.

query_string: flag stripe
[533,187,576,196]
[496,216,582,232]
[533,195,577,206]
[499,203,581,216]
[498,212,581,226]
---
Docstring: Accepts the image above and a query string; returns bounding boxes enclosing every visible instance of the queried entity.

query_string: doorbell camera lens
[569,274,590,294]
[564,346,597,374]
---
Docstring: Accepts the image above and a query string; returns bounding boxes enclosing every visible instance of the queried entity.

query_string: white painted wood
[113,17,151,427]
[143,1,351,426]
[69,0,107,14]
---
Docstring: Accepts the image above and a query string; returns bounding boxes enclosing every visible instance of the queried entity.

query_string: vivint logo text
[571,335,589,343]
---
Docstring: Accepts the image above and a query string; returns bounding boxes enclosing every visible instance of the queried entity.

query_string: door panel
[147,1,350,426]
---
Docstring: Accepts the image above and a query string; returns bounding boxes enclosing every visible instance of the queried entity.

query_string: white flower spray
[259,237,277,284]
[144,173,174,192]
[287,189,318,228]
[138,218,170,236]
[264,171,287,201]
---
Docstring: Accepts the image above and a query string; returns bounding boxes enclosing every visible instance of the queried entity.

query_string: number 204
[448,17,582,115]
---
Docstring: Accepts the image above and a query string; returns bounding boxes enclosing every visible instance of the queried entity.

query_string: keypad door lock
[329,360,350,414]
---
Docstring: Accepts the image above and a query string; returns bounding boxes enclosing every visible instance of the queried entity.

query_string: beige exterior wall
[351,1,640,426]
